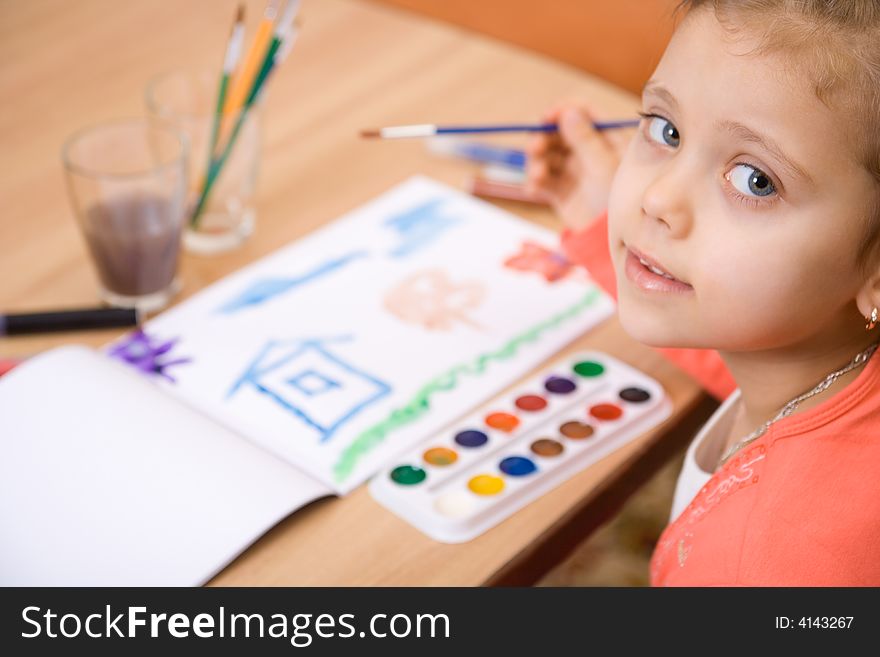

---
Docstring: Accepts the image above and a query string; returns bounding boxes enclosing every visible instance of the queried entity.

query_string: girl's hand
[525,102,629,230]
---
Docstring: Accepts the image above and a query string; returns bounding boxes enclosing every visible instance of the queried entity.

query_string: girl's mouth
[624,245,694,294]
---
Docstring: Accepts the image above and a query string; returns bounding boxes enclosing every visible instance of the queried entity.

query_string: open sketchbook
[0,176,614,585]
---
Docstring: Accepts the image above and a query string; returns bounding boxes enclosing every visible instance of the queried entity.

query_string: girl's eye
[726,163,776,197]
[645,115,680,148]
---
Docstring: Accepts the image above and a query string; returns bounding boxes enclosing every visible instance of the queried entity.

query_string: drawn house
[228,339,391,443]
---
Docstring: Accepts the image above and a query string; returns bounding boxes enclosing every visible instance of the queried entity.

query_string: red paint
[514,394,548,412]
[589,403,623,421]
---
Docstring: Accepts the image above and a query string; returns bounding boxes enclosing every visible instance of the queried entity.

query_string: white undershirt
[668,390,743,523]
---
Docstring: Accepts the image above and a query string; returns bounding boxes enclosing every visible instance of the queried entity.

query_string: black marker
[0,307,141,336]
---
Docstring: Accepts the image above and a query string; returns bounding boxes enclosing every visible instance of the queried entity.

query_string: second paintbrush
[359,119,639,139]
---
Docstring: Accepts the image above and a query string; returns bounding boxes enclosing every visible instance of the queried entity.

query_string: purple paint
[544,375,576,394]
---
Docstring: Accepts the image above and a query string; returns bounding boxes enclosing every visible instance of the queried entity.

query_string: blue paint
[227,338,391,443]
[385,198,460,258]
[218,251,368,314]
[499,456,537,476]
[454,429,488,448]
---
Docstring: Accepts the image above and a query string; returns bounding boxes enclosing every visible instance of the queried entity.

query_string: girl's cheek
[609,163,644,226]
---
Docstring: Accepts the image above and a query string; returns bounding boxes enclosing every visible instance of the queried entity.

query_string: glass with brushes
[145,0,301,255]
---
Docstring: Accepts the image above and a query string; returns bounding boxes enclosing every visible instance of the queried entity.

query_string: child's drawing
[384,198,460,258]
[383,269,485,331]
[218,251,368,314]
[227,338,391,444]
[504,241,573,282]
[109,329,192,382]
[142,176,614,491]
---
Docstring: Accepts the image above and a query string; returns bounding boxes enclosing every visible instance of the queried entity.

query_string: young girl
[527,0,880,586]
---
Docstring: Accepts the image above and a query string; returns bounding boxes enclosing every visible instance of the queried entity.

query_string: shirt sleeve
[560,212,736,401]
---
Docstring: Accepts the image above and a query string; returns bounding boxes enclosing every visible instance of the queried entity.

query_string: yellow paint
[468,474,505,496]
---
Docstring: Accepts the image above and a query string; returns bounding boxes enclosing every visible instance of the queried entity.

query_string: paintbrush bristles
[360,129,381,138]
[235,4,244,23]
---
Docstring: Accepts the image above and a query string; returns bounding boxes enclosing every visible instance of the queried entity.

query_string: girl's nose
[640,162,693,238]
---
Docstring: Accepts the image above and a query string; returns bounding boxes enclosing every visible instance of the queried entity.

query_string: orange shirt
[561,213,880,586]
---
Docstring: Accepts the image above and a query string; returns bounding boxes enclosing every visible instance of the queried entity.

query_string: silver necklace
[717,341,880,468]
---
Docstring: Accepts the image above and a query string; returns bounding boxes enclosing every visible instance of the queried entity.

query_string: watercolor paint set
[369,350,672,542]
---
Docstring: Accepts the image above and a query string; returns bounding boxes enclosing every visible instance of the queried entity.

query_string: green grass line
[333,287,603,483]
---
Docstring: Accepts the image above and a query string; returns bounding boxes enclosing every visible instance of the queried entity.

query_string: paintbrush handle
[366,119,640,139]
[438,119,640,134]
[436,123,558,135]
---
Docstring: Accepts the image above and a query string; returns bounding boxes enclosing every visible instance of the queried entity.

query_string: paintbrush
[360,119,639,139]
[206,4,246,160]
[190,6,301,226]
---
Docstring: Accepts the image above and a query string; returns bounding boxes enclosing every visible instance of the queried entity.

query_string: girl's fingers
[545,149,569,177]
[526,158,550,186]
[558,107,616,161]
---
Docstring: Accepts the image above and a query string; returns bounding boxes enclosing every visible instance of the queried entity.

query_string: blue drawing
[286,369,341,396]
[227,338,391,443]
[218,251,368,314]
[385,198,460,258]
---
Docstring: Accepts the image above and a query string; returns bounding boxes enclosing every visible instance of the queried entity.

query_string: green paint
[390,465,426,485]
[573,360,604,377]
[333,287,604,483]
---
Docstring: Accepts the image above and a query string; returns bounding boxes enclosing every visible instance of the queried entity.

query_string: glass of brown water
[62,119,188,313]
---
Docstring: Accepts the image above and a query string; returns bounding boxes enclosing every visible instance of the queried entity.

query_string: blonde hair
[678,0,880,271]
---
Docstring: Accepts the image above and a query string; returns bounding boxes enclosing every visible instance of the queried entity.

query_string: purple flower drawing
[108,329,192,382]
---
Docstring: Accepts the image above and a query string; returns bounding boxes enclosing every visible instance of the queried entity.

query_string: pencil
[466,177,552,205]
[221,0,280,118]
[206,4,245,162]
[427,138,527,170]
[360,119,640,139]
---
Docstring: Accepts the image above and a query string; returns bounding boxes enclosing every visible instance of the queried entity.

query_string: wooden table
[0,0,712,585]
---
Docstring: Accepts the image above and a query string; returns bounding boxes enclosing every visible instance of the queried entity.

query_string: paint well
[434,490,477,518]
[485,412,520,432]
[424,447,458,466]
[531,438,564,457]
[559,421,594,439]
[573,360,604,377]
[455,429,489,448]
[544,376,576,394]
[619,386,651,403]
[499,456,538,476]
[390,465,427,485]
[514,394,548,412]
[468,474,505,496]
[590,403,623,421]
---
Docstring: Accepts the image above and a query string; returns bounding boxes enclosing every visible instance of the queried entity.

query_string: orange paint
[423,447,458,466]
[485,412,520,432]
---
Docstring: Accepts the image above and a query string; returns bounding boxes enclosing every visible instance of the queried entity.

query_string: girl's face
[608,9,878,351]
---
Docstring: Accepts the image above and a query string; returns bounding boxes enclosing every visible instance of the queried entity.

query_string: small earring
[867,308,878,331]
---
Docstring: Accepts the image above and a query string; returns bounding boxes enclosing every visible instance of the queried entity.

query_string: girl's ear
[856,267,880,324]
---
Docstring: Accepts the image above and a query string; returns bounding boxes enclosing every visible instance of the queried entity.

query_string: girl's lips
[624,248,694,294]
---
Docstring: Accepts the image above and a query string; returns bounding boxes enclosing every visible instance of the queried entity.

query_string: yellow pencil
[222,0,280,118]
